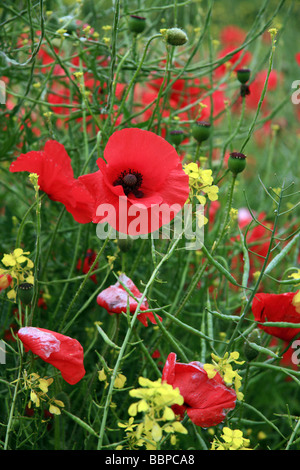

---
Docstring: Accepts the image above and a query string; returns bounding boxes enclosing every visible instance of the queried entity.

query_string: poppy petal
[18,327,86,385]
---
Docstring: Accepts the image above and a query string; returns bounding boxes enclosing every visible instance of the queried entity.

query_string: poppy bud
[169,130,185,146]
[18,282,34,305]
[164,28,188,46]
[236,68,250,84]
[191,120,211,143]
[243,328,261,361]
[128,15,146,34]
[228,152,247,175]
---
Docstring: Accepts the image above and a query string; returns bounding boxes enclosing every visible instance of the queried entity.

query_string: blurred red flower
[17,327,86,385]
[97,273,161,327]
[9,140,95,224]
[219,25,247,46]
[246,69,279,110]
[76,249,98,284]
[214,45,252,79]
[79,128,190,235]
[230,209,274,283]
[252,291,300,342]
[0,273,13,291]
[161,352,236,428]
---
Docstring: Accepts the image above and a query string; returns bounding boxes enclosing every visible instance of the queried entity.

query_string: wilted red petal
[162,352,236,428]
[97,273,161,327]
[252,292,300,342]
[17,327,85,385]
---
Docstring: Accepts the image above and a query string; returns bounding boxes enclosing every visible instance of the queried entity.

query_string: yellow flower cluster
[211,427,251,450]
[204,351,244,400]
[21,371,64,415]
[0,248,34,301]
[184,162,219,205]
[98,368,127,389]
[118,377,187,450]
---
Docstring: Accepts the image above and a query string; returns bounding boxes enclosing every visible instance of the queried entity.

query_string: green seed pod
[191,120,211,143]
[165,28,188,46]
[243,328,261,361]
[128,15,146,34]
[18,282,34,305]
[236,68,251,84]
[169,130,185,146]
[228,151,247,175]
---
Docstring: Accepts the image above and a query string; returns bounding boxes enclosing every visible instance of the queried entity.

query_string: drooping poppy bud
[228,152,247,175]
[17,327,85,385]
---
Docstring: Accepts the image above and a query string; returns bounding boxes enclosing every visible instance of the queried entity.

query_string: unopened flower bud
[18,282,34,305]
[228,151,247,175]
[243,328,261,361]
[162,28,188,46]
[191,120,211,143]
[128,15,146,34]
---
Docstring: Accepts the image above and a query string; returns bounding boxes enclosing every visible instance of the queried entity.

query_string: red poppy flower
[219,25,247,46]
[76,249,98,284]
[9,140,95,224]
[214,45,252,79]
[246,69,279,110]
[97,273,161,327]
[79,128,190,235]
[161,352,236,428]
[252,292,300,342]
[230,209,274,283]
[17,327,86,385]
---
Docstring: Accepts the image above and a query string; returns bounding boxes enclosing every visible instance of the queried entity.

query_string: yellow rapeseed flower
[121,377,187,450]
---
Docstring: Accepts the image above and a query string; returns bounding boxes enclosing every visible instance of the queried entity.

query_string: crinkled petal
[18,327,85,385]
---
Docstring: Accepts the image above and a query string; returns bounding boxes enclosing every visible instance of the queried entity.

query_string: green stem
[97,234,183,449]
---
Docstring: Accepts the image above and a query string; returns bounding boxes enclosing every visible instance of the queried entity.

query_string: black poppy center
[113,169,144,198]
